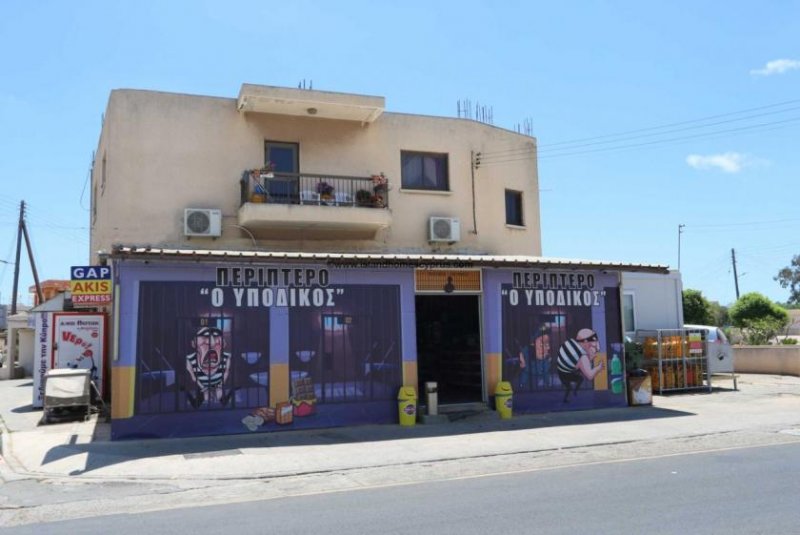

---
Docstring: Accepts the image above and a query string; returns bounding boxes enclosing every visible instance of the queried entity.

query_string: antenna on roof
[514,117,534,136]
[457,99,493,125]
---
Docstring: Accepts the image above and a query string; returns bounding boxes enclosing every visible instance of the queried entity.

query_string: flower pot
[250,193,266,203]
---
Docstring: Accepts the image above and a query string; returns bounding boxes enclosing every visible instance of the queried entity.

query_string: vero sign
[70,265,112,307]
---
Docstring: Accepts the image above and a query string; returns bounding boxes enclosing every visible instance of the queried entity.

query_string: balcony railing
[240,171,389,209]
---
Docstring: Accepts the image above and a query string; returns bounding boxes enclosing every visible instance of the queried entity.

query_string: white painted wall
[622,271,684,333]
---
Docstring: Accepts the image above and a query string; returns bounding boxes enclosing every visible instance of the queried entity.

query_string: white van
[684,324,733,374]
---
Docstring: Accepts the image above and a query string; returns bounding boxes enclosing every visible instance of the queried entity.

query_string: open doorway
[415,295,482,404]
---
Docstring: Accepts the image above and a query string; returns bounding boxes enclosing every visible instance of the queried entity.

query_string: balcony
[238,171,392,240]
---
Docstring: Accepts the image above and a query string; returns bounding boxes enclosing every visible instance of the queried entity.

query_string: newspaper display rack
[635,329,712,394]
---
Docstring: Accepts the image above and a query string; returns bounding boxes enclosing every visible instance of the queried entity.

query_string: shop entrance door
[415,295,482,404]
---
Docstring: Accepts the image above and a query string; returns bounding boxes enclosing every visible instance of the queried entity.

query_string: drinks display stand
[635,329,712,394]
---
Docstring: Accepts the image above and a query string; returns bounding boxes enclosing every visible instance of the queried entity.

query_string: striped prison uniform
[187,352,229,390]
[557,339,585,374]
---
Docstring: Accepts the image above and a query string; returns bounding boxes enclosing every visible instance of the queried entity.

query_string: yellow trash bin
[397,386,417,426]
[495,381,513,419]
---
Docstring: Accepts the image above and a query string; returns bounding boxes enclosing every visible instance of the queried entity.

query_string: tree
[708,301,729,327]
[729,292,789,344]
[683,289,713,325]
[775,255,800,305]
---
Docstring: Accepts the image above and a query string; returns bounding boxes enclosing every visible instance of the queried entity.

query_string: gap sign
[70,265,112,307]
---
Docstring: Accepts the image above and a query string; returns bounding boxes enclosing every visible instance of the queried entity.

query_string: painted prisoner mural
[113,265,402,439]
[501,270,625,412]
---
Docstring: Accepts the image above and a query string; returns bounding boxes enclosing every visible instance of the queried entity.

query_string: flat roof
[110,246,669,274]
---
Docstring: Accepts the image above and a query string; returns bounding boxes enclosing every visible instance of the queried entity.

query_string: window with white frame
[622,292,636,334]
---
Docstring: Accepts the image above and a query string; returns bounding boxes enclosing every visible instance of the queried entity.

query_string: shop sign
[70,265,112,307]
[415,269,482,293]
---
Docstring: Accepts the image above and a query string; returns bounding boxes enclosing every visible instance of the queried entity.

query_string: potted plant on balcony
[259,161,276,179]
[316,181,335,203]
[371,172,389,194]
[249,170,268,203]
[355,189,373,207]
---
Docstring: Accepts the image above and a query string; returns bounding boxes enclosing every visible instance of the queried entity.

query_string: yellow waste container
[495,381,513,419]
[397,386,417,426]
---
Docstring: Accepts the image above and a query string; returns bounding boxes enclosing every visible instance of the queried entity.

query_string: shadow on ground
[39,404,694,475]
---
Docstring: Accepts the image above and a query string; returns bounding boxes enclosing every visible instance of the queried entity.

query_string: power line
[538,98,800,148]
[481,102,800,160]
[476,116,800,166]
[688,217,800,229]
[537,116,800,160]
[537,106,800,155]
[476,97,800,162]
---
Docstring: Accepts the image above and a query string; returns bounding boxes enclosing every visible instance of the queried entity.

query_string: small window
[401,151,449,191]
[623,293,636,333]
[505,190,523,226]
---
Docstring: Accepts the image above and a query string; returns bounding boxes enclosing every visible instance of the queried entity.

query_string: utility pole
[10,202,24,315]
[10,201,43,314]
[731,248,740,300]
[678,224,685,271]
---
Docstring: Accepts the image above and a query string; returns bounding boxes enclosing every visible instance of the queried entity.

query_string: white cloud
[686,152,749,173]
[750,59,800,76]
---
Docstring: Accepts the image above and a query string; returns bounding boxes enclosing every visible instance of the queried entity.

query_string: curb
[0,417,33,481]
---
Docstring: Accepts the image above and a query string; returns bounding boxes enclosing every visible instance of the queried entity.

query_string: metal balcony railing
[240,171,390,209]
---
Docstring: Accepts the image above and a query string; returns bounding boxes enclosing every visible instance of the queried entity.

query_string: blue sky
[1,1,798,308]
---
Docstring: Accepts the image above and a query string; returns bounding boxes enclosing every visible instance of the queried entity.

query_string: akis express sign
[70,265,112,306]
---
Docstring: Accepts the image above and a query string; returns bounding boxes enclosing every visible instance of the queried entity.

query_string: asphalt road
[3,441,798,534]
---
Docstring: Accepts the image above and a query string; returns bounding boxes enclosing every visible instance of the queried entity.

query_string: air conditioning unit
[184,208,222,237]
[429,217,460,243]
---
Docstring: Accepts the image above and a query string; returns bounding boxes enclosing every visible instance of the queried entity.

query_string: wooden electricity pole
[731,248,740,300]
[10,201,43,314]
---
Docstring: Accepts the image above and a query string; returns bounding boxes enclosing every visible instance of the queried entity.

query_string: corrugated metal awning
[110,245,670,274]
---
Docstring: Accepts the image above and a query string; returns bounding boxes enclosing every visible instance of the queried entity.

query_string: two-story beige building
[91,84,666,440]
[91,84,540,258]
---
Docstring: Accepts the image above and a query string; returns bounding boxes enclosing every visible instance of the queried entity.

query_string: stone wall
[733,346,800,376]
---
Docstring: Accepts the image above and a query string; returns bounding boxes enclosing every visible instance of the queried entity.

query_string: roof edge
[110,245,670,274]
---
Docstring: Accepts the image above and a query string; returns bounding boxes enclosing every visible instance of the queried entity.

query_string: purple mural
[501,270,625,412]
[136,281,270,415]
[114,265,403,439]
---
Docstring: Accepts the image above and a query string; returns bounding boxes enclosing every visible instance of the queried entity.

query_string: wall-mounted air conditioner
[184,208,222,237]
[429,217,460,243]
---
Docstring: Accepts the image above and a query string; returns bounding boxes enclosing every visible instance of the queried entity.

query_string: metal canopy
[110,245,670,274]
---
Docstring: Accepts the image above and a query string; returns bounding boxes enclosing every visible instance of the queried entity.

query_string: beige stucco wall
[733,346,800,376]
[91,89,540,260]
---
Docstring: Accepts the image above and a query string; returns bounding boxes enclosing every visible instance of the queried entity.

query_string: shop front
[109,249,663,440]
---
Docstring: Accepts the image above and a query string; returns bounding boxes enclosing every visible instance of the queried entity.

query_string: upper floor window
[505,189,523,226]
[401,151,449,191]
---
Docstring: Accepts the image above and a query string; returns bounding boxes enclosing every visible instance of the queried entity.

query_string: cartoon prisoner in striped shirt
[556,328,605,402]
[186,323,233,408]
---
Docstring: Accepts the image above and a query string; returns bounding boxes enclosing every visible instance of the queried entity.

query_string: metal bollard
[425,382,438,416]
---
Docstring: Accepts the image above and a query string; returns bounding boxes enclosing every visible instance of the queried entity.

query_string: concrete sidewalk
[2,374,799,483]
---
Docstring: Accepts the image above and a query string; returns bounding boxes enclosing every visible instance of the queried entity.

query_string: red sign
[73,294,112,306]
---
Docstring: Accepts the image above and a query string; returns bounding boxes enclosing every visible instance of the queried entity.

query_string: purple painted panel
[112,261,411,439]
[492,269,625,412]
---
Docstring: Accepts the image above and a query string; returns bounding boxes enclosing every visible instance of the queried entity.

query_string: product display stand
[637,329,712,394]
